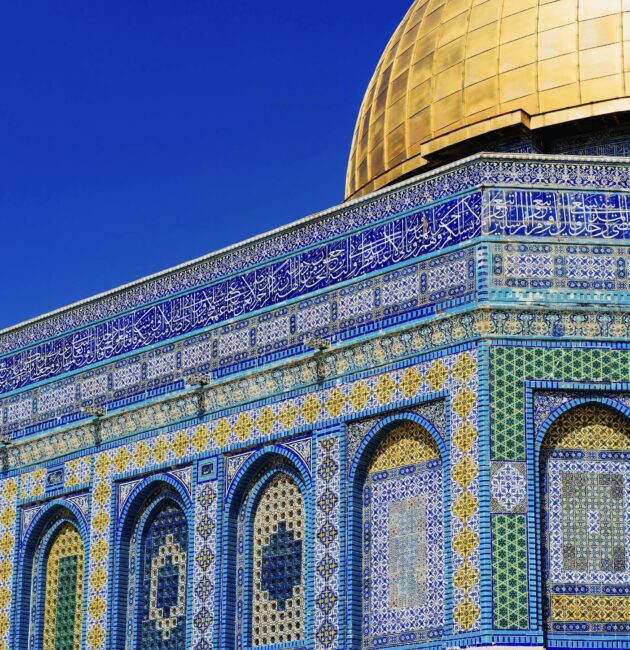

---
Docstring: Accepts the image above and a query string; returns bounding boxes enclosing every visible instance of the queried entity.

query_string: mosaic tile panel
[314,435,340,650]
[2,155,628,363]
[251,473,305,647]
[492,515,529,630]
[0,478,17,650]
[192,481,217,650]
[490,345,630,631]
[346,352,481,635]
[43,523,84,650]
[362,423,444,649]
[490,462,527,514]
[136,502,188,650]
[0,196,481,398]
[0,242,476,442]
[490,242,630,304]
[60,349,479,648]
[491,347,630,461]
[9,308,630,472]
[542,405,630,637]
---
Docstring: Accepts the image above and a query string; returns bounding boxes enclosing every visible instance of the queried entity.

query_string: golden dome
[346,0,630,199]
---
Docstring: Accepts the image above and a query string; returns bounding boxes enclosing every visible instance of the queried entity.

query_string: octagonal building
[1,2,630,650]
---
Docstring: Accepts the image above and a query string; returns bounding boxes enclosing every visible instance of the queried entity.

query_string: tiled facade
[0,148,627,650]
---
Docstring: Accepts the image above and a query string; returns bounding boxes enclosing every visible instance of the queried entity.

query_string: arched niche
[112,477,192,650]
[540,402,630,645]
[15,503,87,650]
[222,449,312,650]
[349,416,447,649]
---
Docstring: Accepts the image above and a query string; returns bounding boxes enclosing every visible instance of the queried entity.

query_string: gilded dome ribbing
[346,0,630,199]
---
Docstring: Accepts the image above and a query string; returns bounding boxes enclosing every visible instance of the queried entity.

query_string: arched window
[235,469,306,649]
[120,488,189,650]
[541,404,630,642]
[361,421,444,649]
[21,514,85,650]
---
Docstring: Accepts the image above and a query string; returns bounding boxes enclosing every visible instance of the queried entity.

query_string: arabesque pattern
[363,422,444,649]
[42,524,84,650]
[542,404,630,638]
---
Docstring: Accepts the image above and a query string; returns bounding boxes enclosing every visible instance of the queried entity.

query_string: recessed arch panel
[541,403,630,643]
[360,420,445,649]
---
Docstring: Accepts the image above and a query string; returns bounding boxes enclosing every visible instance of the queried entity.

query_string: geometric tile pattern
[192,482,217,650]
[5,348,481,649]
[490,242,630,305]
[491,346,630,631]
[43,523,84,650]
[363,423,444,649]
[0,244,476,443]
[492,347,630,461]
[542,404,630,637]
[0,156,626,365]
[314,435,340,650]
[251,473,304,647]
[491,515,529,630]
[136,502,188,650]
[0,478,16,650]
[490,462,527,514]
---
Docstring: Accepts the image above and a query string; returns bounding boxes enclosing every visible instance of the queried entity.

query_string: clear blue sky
[1,0,411,330]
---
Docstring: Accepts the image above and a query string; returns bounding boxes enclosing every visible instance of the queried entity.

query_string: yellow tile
[539,82,581,112]
[434,63,464,100]
[469,0,501,31]
[539,0,577,31]
[465,77,499,115]
[465,48,498,85]
[502,0,538,17]
[539,24,578,60]
[579,0,622,21]
[432,92,465,131]
[579,43,622,79]
[580,14,622,50]
[439,11,470,47]
[499,35,538,72]
[389,70,409,104]
[399,21,421,52]
[392,44,415,78]
[422,5,447,36]
[538,52,579,89]
[435,35,466,72]
[581,73,624,102]
[500,7,537,43]
[414,29,440,61]
[441,0,470,23]
[466,21,501,57]
[408,107,432,143]
[385,97,407,135]
[409,79,433,114]
[370,143,385,176]
[410,53,435,87]
[386,123,406,163]
[500,63,537,102]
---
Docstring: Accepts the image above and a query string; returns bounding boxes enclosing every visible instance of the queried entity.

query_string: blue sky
[1,1,411,330]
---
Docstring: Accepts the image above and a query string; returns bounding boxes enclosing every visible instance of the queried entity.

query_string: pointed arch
[112,475,192,650]
[221,447,312,650]
[348,413,448,649]
[15,500,88,650]
[539,401,630,646]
